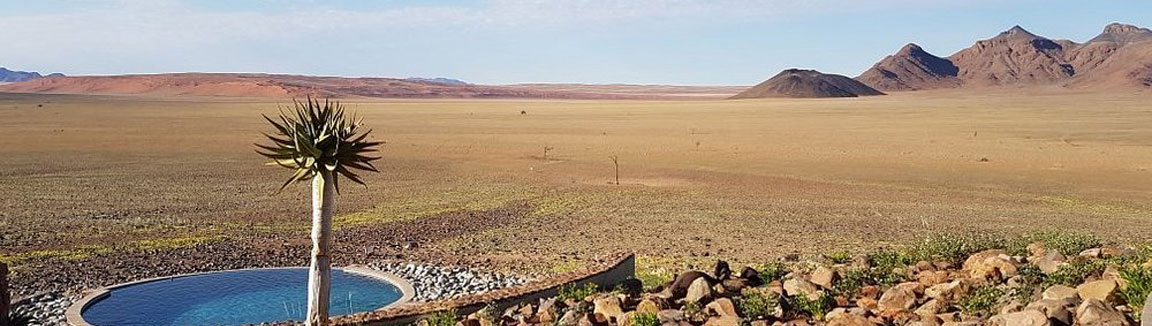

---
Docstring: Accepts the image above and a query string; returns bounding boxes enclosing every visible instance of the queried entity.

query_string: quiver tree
[256,98,381,325]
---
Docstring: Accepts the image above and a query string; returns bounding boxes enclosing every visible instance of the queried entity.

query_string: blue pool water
[82,268,404,326]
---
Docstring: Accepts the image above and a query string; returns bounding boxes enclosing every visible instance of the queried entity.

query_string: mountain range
[856,23,1152,91]
[0,67,63,83]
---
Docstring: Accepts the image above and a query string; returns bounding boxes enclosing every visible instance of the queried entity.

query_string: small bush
[867,249,916,271]
[632,312,660,326]
[825,251,853,264]
[910,233,1006,263]
[425,309,459,326]
[636,268,673,292]
[682,301,705,320]
[788,293,834,320]
[1044,258,1107,286]
[1120,265,1152,321]
[737,289,781,320]
[832,267,907,297]
[957,285,1004,316]
[1010,264,1046,303]
[557,282,599,302]
[757,261,790,284]
[1013,231,1101,256]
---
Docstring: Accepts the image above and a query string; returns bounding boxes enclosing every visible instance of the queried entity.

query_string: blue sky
[1,0,1149,85]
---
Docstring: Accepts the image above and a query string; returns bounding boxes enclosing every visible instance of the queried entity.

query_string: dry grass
[2,90,1151,272]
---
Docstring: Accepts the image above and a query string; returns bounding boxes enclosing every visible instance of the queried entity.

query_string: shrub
[957,285,1004,316]
[909,233,1006,263]
[832,267,907,297]
[557,282,599,302]
[425,309,459,326]
[757,261,790,284]
[1013,230,1101,256]
[737,289,781,320]
[867,249,916,271]
[636,268,673,292]
[1010,264,1046,303]
[1044,258,1107,287]
[825,251,853,264]
[788,293,834,320]
[632,312,660,326]
[1119,265,1152,321]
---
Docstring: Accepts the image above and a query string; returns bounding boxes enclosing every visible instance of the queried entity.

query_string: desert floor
[2,90,1151,284]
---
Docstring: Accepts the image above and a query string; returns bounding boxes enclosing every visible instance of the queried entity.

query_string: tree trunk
[306,171,334,326]
[1,262,9,326]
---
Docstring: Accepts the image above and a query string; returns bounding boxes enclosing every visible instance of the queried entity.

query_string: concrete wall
[328,252,636,326]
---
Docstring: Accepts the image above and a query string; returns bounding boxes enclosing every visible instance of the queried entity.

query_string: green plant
[636,268,673,292]
[957,285,1004,316]
[632,312,660,326]
[1010,264,1046,303]
[425,309,459,326]
[256,98,381,325]
[832,267,906,297]
[557,282,599,302]
[1119,265,1152,321]
[867,249,916,271]
[1044,257,1107,286]
[757,261,790,284]
[683,301,704,320]
[825,251,852,264]
[788,293,834,320]
[909,233,1006,264]
[737,289,781,320]
[1012,231,1101,256]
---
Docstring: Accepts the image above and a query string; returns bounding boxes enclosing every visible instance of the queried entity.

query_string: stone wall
[328,252,636,326]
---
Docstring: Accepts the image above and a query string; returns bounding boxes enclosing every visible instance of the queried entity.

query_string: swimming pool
[80,268,407,326]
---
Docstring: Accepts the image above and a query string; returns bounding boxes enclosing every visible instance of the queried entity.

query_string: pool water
[82,268,404,326]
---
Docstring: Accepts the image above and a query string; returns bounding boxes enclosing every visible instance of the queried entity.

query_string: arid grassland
[2,91,1151,293]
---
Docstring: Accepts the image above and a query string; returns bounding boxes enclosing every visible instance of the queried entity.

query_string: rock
[827,314,874,326]
[459,319,483,326]
[915,299,944,318]
[1027,243,1048,257]
[741,267,764,287]
[860,285,881,299]
[991,310,1050,326]
[1078,280,1119,303]
[1000,301,1024,315]
[593,296,625,322]
[1042,285,1080,302]
[704,316,741,326]
[1075,299,1128,326]
[637,299,662,314]
[707,298,739,317]
[1101,247,1134,259]
[538,300,558,324]
[856,297,878,310]
[918,270,950,286]
[657,309,685,322]
[1033,252,1066,274]
[559,310,580,326]
[686,277,714,304]
[1080,249,1104,259]
[1025,299,1074,326]
[662,271,715,300]
[926,279,973,303]
[784,278,822,301]
[619,279,644,297]
[812,266,839,289]
[964,249,1019,281]
[878,282,924,316]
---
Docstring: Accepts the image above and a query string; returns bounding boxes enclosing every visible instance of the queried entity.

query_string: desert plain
[2,88,1151,294]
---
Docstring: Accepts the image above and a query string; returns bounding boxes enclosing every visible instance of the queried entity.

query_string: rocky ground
[433,238,1152,326]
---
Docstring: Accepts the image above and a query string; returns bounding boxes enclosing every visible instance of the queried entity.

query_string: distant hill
[404,77,469,86]
[731,69,885,99]
[856,23,1152,91]
[0,67,64,82]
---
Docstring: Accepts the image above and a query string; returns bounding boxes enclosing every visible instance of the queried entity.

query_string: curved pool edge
[65,266,416,326]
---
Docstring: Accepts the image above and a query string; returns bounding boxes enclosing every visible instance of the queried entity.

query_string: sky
[1,0,1150,85]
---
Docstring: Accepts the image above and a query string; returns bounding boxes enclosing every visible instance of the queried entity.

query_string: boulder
[926,279,973,303]
[1024,299,1074,326]
[784,278,822,301]
[1027,243,1048,257]
[812,266,839,289]
[1077,280,1118,303]
[918,270,951,286]
[707,298,739,317]
[686,277,714,304]
[915,299,944,318]
[661,271,717,300]
[1042,285,1080,302]
[618,279,644,297]
[637,299,662,314]
[1033,252,1066,274]
[964,250,1019,281]
[704,316,740,326]
[593,296,625,322]
[827,314,874,326]
[619,312,637,326]
[657,309,685,323]
[1074,299,1128,326]
[856,297,878,310]
[878,282,924,316]
[740,267,764,287]
[559,310,581,326]
[1142,293,1152,326]
[990,310,1050,326]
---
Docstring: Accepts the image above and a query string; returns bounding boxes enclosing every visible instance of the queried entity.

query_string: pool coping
[64,266,416,326]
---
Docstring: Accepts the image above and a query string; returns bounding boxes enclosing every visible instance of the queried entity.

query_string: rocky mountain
[731,69,884,99]
[857,23,1152,91]
[404,77,469,86]
[856,44,960,91]
[0,67,63,82]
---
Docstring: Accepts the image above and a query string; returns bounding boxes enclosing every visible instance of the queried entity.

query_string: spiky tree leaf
[256,97,382,193]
